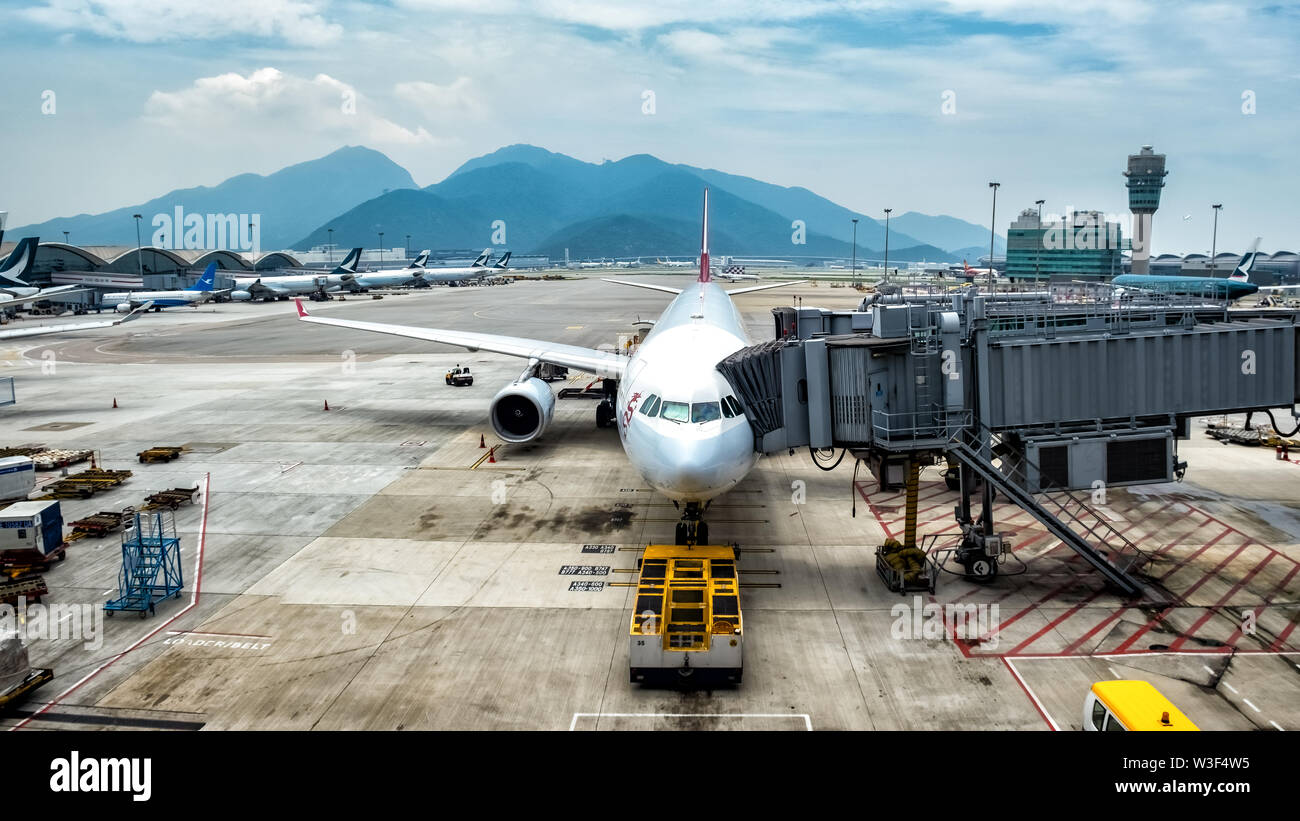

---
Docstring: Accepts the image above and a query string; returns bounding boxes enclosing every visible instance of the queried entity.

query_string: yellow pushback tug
[630,545,742,684]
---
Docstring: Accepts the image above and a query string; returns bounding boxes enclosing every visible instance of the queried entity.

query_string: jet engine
[115,303,133,313]
[489,377,556,443]
[231,290,252,301]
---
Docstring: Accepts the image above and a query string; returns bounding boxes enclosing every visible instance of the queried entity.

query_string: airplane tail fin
[193,261,217,292]
[0,237,39,286]
[698,188,711,283]
[493,251,511,270]
[1229,237,1263,282]
[331,247,362,275]
[962,259,972,273]
[412,250,429,269]
[472,249,491,268]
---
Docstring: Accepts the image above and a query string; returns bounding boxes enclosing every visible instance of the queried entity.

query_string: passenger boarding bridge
[717,287,1300,598]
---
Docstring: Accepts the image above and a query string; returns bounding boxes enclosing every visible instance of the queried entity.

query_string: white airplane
[232,248,363,301]
[348,250,431,290]
[656,257,694,268]
[0,301,152,341]
[423,250,509,285]
[1,237,89,306]
[715,265,758,283]
[295,189,802,543]
[103,262,224,311]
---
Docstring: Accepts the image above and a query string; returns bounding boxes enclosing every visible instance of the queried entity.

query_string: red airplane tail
[698,188,711,283]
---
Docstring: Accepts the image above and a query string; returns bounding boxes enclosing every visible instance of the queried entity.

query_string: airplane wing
[725,280,807,296]
[294,300,628,377]
[0,301,151,341]
[0,286,91,307]
[600,278,683,295]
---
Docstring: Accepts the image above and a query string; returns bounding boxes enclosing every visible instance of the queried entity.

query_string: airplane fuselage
[614,281,757,504]
[1111,274,1258,299]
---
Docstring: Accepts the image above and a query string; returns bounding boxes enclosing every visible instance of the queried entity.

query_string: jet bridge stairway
[946,424,1156,599]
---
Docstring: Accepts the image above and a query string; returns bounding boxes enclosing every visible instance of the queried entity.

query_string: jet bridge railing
[872,408,971,449]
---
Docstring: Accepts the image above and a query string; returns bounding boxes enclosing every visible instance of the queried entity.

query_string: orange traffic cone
[112,397,118,408]
[479,434,486,449]
[323,400,330,411]
[488,447,497,464]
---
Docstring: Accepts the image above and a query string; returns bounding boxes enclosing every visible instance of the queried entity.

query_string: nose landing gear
[674,502,710,545]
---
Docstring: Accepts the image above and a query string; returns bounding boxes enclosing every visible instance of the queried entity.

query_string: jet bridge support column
[902,459,920,549]
[955,299,1004,582]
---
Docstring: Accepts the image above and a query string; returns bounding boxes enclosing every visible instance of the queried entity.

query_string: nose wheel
[674,502,709,545]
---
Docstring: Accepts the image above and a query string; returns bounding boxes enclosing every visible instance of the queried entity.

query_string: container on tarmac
[629,544,743,684]
[0,500,65,556]
[0,456,35,503]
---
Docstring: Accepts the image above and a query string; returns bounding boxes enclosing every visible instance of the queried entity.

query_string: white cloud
[394,77,485,119]
[20,0,343,46]
[145,67,437,146]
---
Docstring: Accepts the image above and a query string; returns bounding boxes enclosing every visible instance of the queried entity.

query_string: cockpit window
[691,402,722,423]
[724,396,744,417]
[659,401,689,423]
[639,394,660,416]
[720,396,736,418]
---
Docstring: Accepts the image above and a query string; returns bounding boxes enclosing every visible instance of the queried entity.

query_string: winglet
[698,188,711,283]
[294,297,309,318]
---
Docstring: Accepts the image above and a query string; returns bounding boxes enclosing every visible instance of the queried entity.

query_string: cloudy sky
[1,0,1295,254]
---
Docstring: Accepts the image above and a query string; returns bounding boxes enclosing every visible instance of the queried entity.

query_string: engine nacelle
[231,290,252,301]
[115,303,133,313]
[489,377,556,443]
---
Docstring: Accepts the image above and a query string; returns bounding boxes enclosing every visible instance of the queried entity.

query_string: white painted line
[1270,721,1284,731]
[1202,665,1217,676]
[569,712,813,731]
[1005,658,1060,731]
[101,589,114,596]
[1242,698,1261,713]
[1224,682,1239,694]
[1107,666,1120,679]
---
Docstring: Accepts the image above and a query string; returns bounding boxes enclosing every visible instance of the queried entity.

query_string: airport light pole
[1210,204,1223,275]
[882,209,892,284]
[1035,199,1045,281]
[851,218,858,286]
[378,232,384,268]
[249,220,257,269]
[62,231,69,245]
[987,182,1000,291]
[132,214,143,279]
[405,234,411,261]
[327,228,334,264]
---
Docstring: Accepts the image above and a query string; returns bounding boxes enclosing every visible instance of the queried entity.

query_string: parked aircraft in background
[103,262,223,311]
[231,248,363,301]
[424,251,510,285]
[0,237,89,305]
[349,250,431,290]
[656,257,694,268]
[1112,239,1265,300]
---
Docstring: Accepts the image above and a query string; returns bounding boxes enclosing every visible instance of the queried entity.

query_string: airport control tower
[1124,145,1167,274]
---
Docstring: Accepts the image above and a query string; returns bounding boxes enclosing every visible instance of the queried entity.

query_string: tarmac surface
[1,274,1296,731]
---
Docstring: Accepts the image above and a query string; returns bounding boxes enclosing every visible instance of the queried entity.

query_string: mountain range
[10,144,1005,263]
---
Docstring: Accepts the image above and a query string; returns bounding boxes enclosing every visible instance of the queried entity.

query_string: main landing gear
[674,502,710,546]
[595,378,619,429]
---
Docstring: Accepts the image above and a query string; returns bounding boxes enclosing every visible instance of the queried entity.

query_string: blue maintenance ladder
[103,511,184,617]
